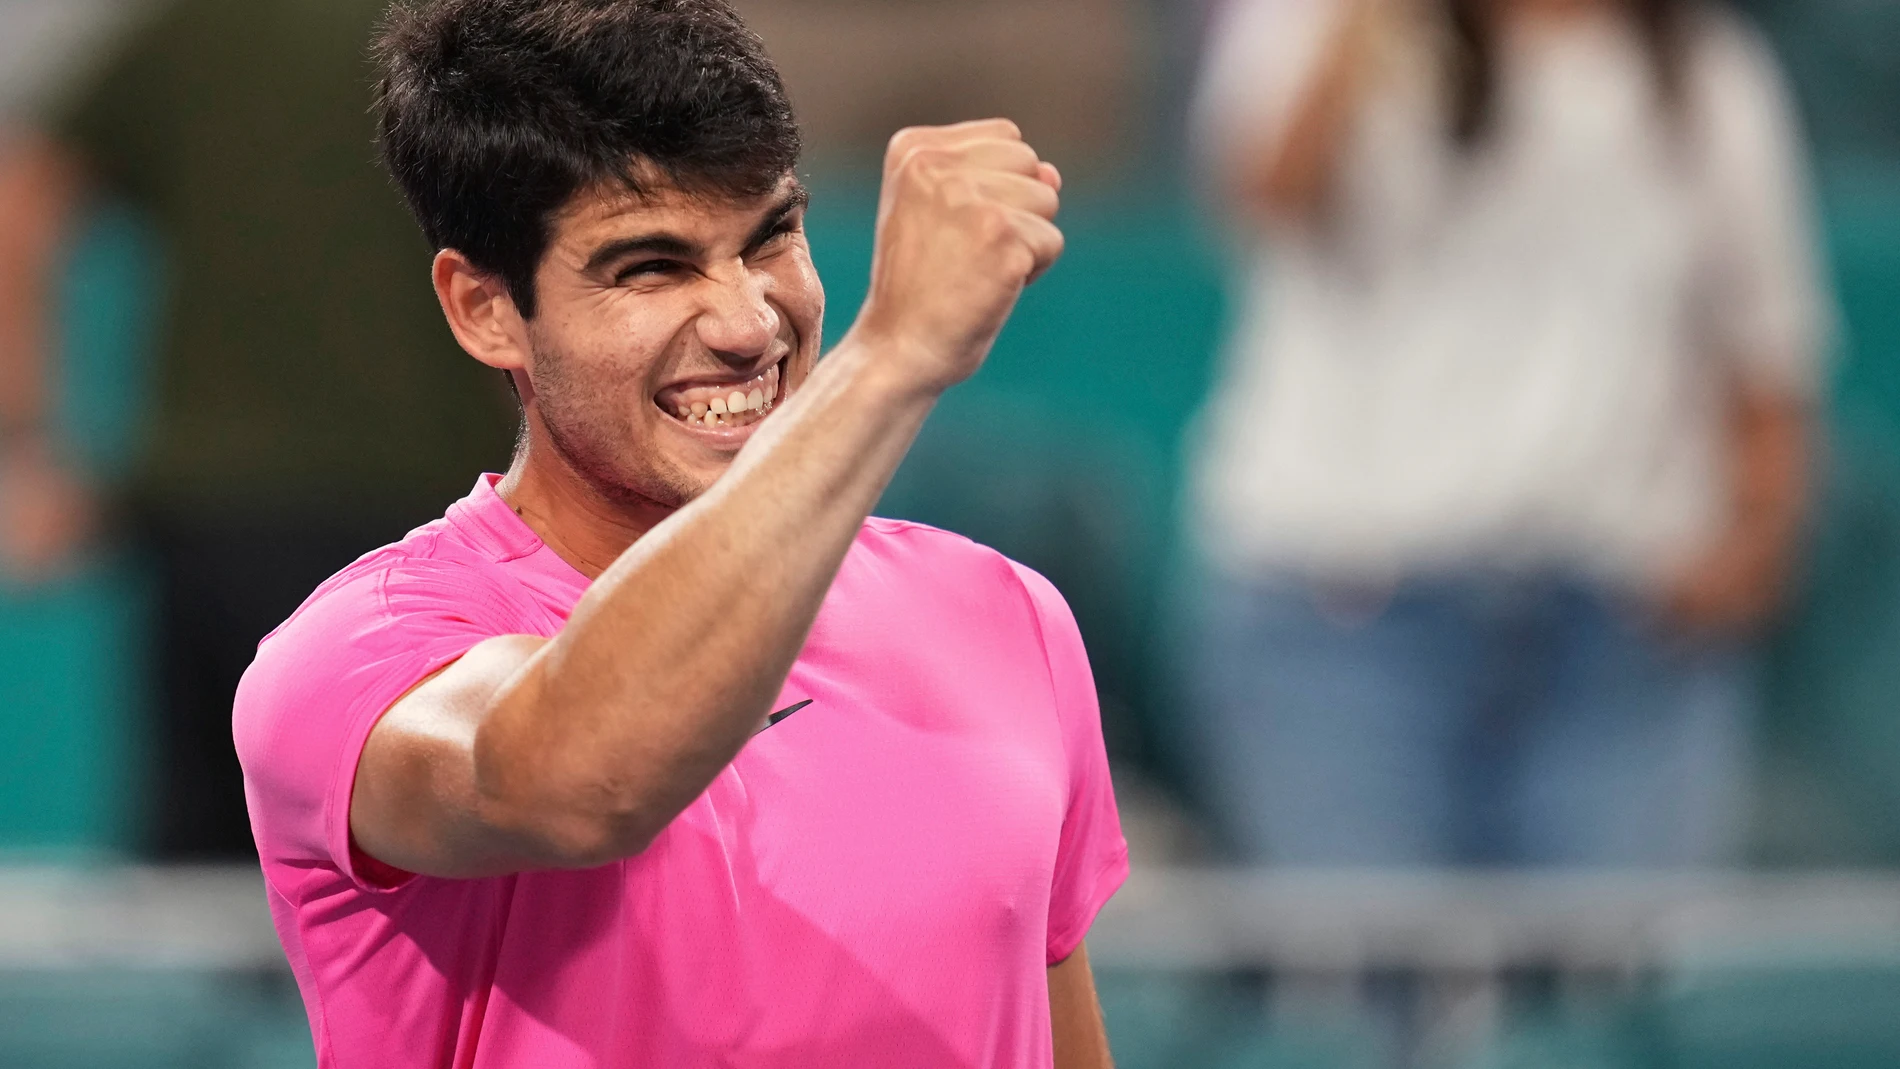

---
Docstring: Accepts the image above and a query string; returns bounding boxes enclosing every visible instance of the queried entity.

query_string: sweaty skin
[347,120,1111,1065]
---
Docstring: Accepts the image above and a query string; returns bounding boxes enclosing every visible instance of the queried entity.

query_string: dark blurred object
[0,0,515,859]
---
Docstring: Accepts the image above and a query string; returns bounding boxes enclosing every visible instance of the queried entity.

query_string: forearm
[1239,0,1375,222]
[1667,380,1812,633]
[1731,386,1809,553]
[474,332,936,859]
[1720,384,1811,605]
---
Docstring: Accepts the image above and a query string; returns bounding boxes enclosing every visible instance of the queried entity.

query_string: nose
[695,266,781,366]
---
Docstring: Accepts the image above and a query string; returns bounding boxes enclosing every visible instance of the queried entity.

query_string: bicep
[1049,943,1114,1069]
[349,633,550,880]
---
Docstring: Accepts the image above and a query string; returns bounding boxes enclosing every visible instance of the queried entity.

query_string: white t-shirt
[1188,0,1831,592]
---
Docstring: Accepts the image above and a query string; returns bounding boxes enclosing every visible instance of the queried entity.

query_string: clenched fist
[848,120,1065,396]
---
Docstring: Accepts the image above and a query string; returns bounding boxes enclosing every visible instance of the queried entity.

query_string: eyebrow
[741,185,810,253]
[583,232,700,275]
[582,185,811,276]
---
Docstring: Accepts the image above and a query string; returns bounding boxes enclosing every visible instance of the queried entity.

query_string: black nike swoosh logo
[767,699,814,727]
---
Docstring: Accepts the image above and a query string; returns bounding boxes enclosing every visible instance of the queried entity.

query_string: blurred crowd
[0,0,1893,880]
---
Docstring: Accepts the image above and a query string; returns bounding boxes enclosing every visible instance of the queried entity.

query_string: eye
[754,221,802,256]
[617,259,683,283]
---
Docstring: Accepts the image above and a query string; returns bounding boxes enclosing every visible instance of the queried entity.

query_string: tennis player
[232,1,1127,1066]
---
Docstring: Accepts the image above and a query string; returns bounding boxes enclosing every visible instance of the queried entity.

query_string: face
[520,174,823,510]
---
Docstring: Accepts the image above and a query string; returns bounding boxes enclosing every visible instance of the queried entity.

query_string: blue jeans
[1175,568,1753,866]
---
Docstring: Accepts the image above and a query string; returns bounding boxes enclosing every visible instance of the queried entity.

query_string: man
[0,0,515,857]
[232,1,1127,1066]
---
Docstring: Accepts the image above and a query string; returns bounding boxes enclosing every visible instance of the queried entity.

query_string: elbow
[547,770,676,865]
[470,719,666,869]
[491,784,669,871]
[535,812,663,870]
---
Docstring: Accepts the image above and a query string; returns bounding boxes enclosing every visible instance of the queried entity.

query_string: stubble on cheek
[529,335,701,510]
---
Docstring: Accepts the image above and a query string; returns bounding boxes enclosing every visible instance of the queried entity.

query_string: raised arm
[1228,0,1383,224]
[350,120,1066,878]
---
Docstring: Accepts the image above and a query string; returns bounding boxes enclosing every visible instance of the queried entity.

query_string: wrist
[830,324,951,412]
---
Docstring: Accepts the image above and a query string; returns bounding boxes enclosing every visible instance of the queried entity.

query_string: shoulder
[1684,7,1794,110]
[257,520,487,646]
[853,516,1084,664]
[855,517,1061,605]
[1686,6,1777,67]
[858,515,988,550]
[238,520,525,726]
[1677,8,1805,169]
[855,517,1007,576]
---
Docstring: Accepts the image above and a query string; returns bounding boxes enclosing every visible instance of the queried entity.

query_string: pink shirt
[234,475,1128,1068]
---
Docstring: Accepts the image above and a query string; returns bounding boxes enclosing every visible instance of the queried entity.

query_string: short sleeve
[1009,562,1129,966]
[1690,16,1835,399]
[1188,0,1348,189]
[233,560,523,896]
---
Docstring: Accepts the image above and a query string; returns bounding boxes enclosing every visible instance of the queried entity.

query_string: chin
[632,449,734,509]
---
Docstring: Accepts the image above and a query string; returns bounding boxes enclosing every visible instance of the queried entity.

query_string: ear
[433,249,531,373]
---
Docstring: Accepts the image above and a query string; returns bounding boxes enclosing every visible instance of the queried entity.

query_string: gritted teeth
[660,362,782,429]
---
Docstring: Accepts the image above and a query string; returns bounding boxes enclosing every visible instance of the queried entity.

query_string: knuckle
[1006,245,1037,278]
[941,174,986,210]
[890,154,936,197]
[899,146,948,179]
[887,126,925,157]
[974,208,1013,244]
[887,129,942,172]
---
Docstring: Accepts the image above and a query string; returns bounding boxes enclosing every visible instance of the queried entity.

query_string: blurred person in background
[1181,0,1832,866]
[0,0,514,859]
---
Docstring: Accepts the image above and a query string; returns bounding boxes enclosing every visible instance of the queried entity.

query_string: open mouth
[655,358,785,432]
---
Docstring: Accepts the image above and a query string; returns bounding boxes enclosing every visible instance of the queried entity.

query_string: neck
[496,416,674,580]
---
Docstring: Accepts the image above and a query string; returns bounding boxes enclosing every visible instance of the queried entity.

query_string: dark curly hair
[373,0,802,317]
